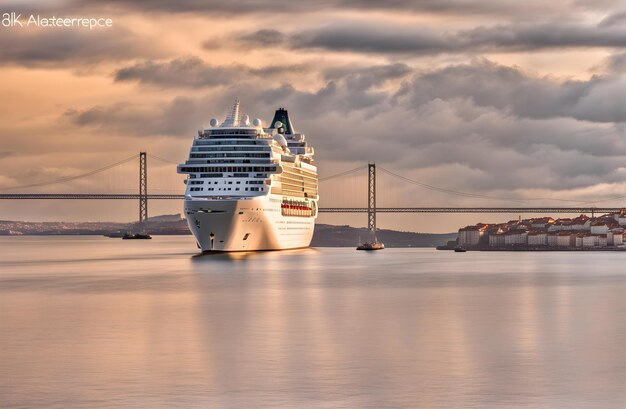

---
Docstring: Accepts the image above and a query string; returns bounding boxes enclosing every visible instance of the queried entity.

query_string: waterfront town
[458,209,626,250]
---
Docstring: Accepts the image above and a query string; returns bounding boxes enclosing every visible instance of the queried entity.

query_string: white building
[489,233,505,247]
[458,226,481,246]
[607,228,624,246]
[582,235,599,247]
[529,217,554,229]
[591,222,610,235]
[547,233,559,247]
[556,232,575,247]
[569,216,591,231]
[527,232,547,246]
[504,230,527,246]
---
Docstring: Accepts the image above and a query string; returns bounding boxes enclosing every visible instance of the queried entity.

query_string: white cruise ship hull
[184,196,315,252]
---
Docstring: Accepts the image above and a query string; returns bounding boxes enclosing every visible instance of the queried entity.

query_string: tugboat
[454,245,467,252]
[357,241,385,251]
[122,231,152,240]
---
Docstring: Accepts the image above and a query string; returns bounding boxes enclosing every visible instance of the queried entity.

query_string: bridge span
[0,194,620,215]
[1,155,623,226]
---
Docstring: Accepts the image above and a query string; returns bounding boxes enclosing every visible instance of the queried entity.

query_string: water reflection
[191,247,319,263]
[1,237,626,408]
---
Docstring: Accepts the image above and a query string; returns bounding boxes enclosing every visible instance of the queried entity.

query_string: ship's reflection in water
[1,236,626,408]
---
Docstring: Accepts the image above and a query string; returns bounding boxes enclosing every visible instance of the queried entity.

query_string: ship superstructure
[177,100,318,251]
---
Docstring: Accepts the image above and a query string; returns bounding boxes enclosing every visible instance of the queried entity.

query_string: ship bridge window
[181,166,276,173]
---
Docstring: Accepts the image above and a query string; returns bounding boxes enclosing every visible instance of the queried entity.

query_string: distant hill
[1,216,456,247]
[312,224,456,248]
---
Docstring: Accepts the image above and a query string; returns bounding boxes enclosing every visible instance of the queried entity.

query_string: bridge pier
[139,152,148,224]
[367,163,377,239]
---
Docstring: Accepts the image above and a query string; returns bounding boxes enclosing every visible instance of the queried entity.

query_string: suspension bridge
[0,153,623,230]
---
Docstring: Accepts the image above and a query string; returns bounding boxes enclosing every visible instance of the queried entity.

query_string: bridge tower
[139,152,148,224]
[368,163,377,239]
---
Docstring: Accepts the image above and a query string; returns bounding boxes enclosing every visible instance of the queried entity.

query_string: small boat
[122,231,152,240]
[357,242,385,251]
[454,246,467,252]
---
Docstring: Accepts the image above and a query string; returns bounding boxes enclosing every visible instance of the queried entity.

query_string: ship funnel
[270,107,296,134]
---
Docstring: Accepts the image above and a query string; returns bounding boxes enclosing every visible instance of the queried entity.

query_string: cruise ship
[177,101,318,251]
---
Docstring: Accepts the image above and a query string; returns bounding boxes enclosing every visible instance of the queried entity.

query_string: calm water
[1,236,626,408]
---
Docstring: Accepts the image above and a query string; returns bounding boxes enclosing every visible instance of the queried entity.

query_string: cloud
[45,0,609,18]
[237,29,286,46]
[53,38,626,203]
[598,11,626,28]
[64,60,411,138]
[62,99,206,137]
[64,60,626,194]
[599,52,626,73]
[114,57,242,88]
[399,60,626,123]
[460,21,626,51]
[113,56,314,88]
[241,20,626,55]
[0,26,164,67]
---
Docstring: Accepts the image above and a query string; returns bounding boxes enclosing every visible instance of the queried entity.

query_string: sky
[0,0,625,232]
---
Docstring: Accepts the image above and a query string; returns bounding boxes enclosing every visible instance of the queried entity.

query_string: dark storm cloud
[113,56,313,88]
[460,22,626,51]
[53,0,605,17]
[237,29,286,46]
[65,62,410,137]
[249,63,311,77]
[291,26,449,54]
[324,63,411,89]
[114,57,242,88]
[0,26,163,67]
[237,15,626,55]
[62,97,211,137]
[76,60,626,139]
[241,21,626,55]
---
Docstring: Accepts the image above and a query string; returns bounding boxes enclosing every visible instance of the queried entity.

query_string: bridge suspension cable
[378,166,531,204]
[377,166,624,206]
[147,153,179,165]
[565,193,626,206]
[319,165,367,182]
[0,154,139,191]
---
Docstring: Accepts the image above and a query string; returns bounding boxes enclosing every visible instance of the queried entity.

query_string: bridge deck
[0,194,620,213]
